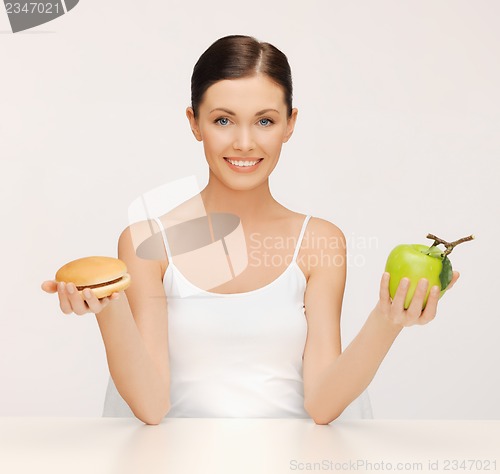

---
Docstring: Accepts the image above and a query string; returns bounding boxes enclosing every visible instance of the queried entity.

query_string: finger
[377,272,392,316]
[82,288,105,314]
[94,292,120,310]
[392,277,410,311]
[58,282,74,315]
[378,272,391,312]
[406,278,429,323]
[66,283,92,315]
[41,280,57,293]
[418,285,440,325]
[379,272,391,301]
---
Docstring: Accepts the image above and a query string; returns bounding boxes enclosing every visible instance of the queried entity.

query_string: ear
[282,108,298,143]
[186,107,202,141]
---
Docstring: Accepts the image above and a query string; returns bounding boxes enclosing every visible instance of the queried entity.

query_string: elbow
[140,415,164,426]
[134,401,171,426]
[309,412,336,425]
[311,414,338,425]
[304,399,342,426]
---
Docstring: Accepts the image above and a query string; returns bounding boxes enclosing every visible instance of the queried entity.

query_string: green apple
[385,234,474,310]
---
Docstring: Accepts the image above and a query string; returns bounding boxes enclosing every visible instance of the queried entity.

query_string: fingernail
[402,278,409,288]
[84,289,92,299]
[67,283,74,294]
[431,286,440,295]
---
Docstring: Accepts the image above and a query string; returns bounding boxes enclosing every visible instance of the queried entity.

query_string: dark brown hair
[191,35,293,118]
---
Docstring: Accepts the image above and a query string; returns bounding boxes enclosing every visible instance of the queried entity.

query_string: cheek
[201,130,226,152]
[260,130,285,150]
[200,126,286,153]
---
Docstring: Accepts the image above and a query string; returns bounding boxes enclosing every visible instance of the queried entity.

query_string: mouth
[223,157,264,172]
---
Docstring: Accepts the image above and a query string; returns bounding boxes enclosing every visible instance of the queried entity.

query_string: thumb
[446,271,460,291]
[41,280,57,293]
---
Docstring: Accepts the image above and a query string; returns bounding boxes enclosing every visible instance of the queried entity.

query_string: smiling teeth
[227,159,260,167]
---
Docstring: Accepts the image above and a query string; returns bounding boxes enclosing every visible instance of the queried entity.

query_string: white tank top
[102,214,373,419]
[159,214,311,418]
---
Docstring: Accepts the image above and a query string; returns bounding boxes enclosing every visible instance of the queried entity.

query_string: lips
[223,157,264,172]
[224,157,263,165]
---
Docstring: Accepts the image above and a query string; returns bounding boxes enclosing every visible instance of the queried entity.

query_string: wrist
[94,293,127,320]
[370,307,405,336]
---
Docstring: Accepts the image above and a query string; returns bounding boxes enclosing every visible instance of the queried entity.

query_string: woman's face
[186,74,298,190]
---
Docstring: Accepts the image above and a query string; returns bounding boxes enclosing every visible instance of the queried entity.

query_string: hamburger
[55,256,131,299]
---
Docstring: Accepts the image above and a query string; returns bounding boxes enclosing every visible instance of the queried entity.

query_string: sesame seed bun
[55,256,131,299]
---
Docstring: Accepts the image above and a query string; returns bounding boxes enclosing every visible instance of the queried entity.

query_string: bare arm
[44,221,171,425]
[96,222,170,425]
[302,219,459,424]
[304,286,403,424]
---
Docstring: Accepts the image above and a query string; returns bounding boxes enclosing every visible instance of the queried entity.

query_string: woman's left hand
[374,271,460,328]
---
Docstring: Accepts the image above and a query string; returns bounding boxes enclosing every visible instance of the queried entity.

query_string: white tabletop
[0,417,498,474]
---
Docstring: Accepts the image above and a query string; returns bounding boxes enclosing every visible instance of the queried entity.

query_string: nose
[233,126,255,151]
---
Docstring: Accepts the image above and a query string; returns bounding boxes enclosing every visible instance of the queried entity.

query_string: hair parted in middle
[190,35,294,119]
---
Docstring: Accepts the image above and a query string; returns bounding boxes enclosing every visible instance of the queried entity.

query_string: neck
[200,175,279,226]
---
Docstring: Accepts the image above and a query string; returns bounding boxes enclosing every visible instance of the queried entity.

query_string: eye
[258,118,274,127]
[214,117,230,126]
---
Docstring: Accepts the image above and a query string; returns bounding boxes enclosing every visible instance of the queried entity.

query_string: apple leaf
[439,256,453,290]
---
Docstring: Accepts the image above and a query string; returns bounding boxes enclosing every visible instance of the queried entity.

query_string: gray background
[1,0,498,419]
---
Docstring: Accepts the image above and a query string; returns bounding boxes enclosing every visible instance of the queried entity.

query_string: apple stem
[426,234,475,256]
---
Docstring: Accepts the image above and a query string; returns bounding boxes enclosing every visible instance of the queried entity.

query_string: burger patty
[76,277,123,290]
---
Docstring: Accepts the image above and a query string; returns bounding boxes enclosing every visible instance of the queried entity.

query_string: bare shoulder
[307,216,346,240]
[119,219,168,265]
[302,217,346,278]
[305,216,346,254]
[117,220,168,319]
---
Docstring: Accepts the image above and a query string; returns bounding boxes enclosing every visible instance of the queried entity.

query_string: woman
[42,35,459,425]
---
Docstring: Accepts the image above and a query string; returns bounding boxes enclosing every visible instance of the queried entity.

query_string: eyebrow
[209,107,280,116]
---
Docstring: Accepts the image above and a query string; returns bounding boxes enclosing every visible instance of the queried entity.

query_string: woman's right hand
[41,280,120,315]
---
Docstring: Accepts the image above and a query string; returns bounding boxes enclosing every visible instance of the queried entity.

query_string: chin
[225,180,263,192]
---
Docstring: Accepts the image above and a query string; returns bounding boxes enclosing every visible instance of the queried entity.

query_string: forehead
[201,75,286,113]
